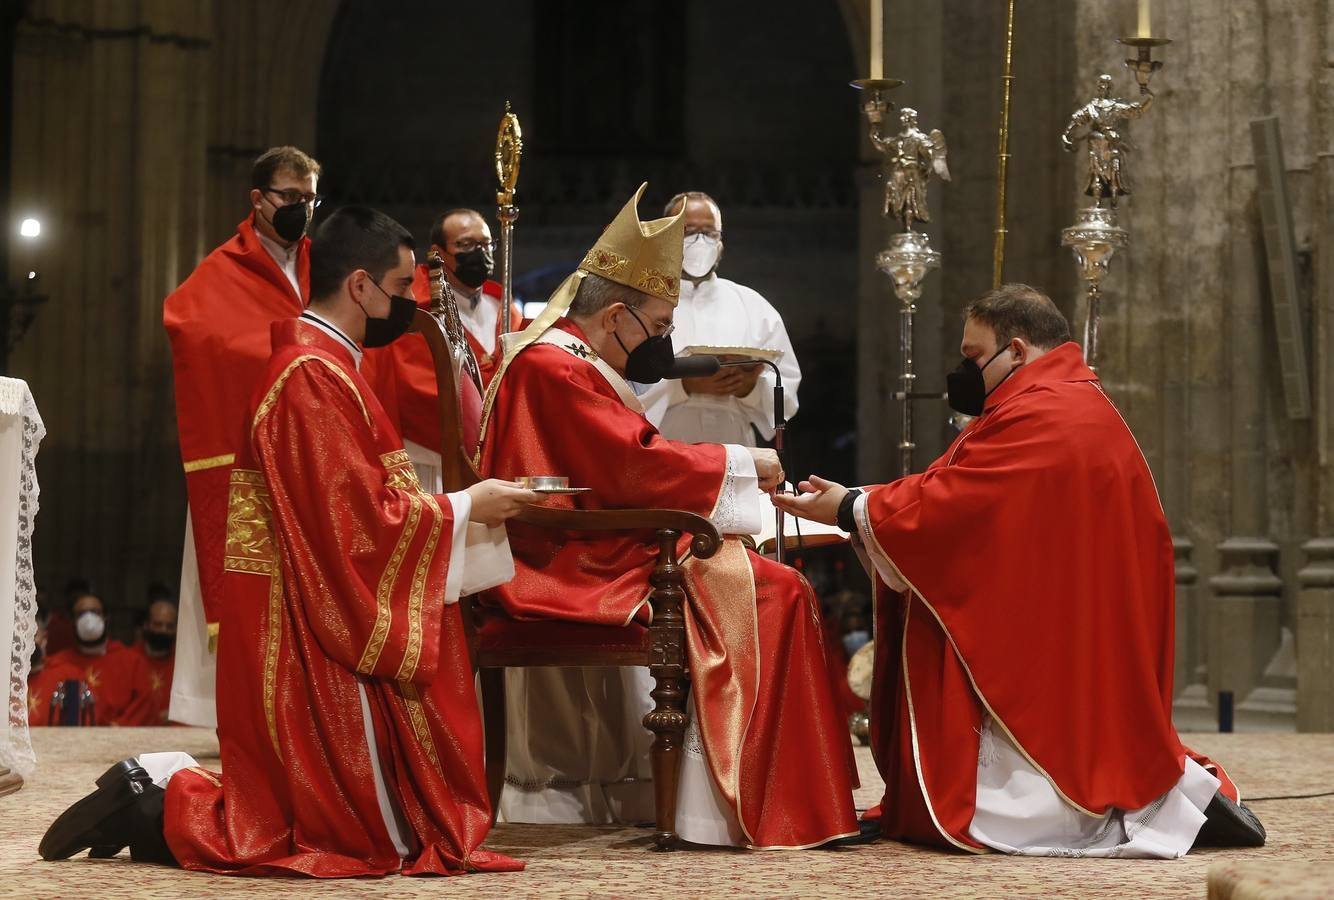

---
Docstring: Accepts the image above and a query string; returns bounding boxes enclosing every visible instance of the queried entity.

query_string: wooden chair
[410,310,721,850]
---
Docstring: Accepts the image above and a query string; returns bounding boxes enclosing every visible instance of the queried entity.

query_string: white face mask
[76,610,106,643]
[682,233,721,280]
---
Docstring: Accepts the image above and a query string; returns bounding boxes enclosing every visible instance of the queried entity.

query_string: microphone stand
[718,359,786,564]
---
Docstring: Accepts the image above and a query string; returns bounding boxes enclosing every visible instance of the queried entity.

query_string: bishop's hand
[466,479,541,526]
[747,447,784,493]
[772,475,848,526]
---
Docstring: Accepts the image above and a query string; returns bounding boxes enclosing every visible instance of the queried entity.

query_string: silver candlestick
[854,80,949,477]
[1061,207,1128,372]
[1059,36,1169,370]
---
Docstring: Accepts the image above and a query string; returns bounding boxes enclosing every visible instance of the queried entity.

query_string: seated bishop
[476,184,858,849]
[41,207,538,877]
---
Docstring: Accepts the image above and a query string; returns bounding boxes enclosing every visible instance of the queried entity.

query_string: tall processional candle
[869,0,883,80]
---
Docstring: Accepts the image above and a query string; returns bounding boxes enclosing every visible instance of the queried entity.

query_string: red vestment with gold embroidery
[162,319,521,877]
[860,343,1238,850]
[478,319,857,849]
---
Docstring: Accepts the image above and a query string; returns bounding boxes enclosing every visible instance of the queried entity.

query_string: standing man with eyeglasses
[638,191,800,447]
[162,146,323,728]
[415,208,521,386]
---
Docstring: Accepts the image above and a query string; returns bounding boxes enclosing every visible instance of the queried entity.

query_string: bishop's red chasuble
[162,319,521,877]
[478,319,857,849]
[859,343,1237,851]
[163,215,309,639]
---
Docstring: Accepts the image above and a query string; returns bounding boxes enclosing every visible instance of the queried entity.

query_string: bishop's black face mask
[361,278,418,348]
[263,199,312,244]
[945,344,1015,416]
[453,247,494,289]
[615,305,675,384]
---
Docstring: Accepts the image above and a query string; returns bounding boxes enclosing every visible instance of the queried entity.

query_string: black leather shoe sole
[38,758,152,861]
[1194,790,1267,848]
[819,817,883,849]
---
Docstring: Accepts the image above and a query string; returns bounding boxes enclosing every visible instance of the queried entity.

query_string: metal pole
[992,0,1016,288]
[1083,283,1101,371]
[898,300,915,477]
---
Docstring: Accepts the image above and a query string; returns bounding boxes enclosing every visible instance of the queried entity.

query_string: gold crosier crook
[495,102,523,311]
[992,0,1016,288]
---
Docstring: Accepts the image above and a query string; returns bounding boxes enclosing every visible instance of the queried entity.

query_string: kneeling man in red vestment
[776,283,1265,857]
[41,207,537,877]
[477,184,858,849]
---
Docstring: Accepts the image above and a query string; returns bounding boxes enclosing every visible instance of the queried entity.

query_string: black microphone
[667,354,722,378]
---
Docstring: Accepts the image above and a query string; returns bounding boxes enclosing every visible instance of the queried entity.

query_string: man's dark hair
[309,206,415,301]
[964,283,1071,350]
[429,208,485,249]
[146,580,175,603]
[663,191,720,218]
[251,146,322,190]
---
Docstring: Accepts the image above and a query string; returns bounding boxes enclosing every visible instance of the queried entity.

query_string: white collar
[255,226,297,261]
[300,310,363,367]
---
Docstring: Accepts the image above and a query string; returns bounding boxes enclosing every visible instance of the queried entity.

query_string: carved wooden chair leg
[643,528,688,851]
[479,665,508,827]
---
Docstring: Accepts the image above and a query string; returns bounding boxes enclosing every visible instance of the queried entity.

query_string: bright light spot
[27,271,37,280]
[19,218,41,238]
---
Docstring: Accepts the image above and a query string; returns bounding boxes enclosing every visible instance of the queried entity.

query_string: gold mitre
[577,182,685,305]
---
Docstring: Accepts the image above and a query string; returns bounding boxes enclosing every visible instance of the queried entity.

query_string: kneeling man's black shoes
[39,757,177,865]
[1193,790,1267,848]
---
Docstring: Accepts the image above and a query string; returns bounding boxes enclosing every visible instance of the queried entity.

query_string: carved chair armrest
[514,505,722,560]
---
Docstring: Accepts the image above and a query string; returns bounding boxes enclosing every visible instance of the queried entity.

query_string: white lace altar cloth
[0,378,45,778]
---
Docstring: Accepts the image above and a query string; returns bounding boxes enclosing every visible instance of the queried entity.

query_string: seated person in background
[42,578,89,657]
[477,184,857,849]
[775,283,1265,856]
[46,591,152,726]
[139,596,178,725]
[26,612,84,727]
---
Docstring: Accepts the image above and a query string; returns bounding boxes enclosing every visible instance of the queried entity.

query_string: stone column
[7,1,212,605]
[1297,539,1334,730]
[1172,536,1198,698]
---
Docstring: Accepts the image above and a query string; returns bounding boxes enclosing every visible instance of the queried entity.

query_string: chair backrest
[409,308,484,492]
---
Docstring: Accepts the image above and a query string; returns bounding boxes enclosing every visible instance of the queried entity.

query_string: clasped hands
[682,361,763,398]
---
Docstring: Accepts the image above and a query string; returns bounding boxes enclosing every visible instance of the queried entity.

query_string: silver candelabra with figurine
[854,77,950,477]
[1060,35,1169,371]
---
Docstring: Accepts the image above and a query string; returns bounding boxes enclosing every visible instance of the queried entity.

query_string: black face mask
[945,344,1015,416]
[362,279,418,348]
[615,305,675,385]
[453,247,494,289]
[265,200,312,243]
[144,631,175,654]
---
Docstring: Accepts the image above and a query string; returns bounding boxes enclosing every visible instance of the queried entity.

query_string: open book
[681,345,783,363]
[752,490,850,556]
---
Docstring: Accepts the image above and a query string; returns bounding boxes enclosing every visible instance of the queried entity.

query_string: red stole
[162,319,520,877]
[163,215,309,632]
